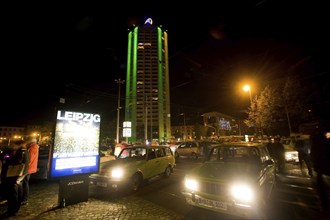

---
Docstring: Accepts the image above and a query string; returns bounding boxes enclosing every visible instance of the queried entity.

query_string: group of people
[0,136,39,217]
[267,122,330,213]
[291,124,330,213]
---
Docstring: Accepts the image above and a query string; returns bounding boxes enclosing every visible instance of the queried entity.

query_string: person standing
[266,137,285,173]
[1,140,30,217]
[294,135,313,177]
[21,137,39,205]
[311,122,330,213]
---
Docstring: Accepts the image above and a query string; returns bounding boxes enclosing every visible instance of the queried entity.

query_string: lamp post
[180,113,186,142]
[144,96,148,144]
[115,79,125,144]
[243,84,252,104]
[243,84,256,136]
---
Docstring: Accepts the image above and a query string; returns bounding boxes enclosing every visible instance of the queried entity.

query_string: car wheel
[164,166,172,178]
[191,153,198,160]
[131,173,142,192]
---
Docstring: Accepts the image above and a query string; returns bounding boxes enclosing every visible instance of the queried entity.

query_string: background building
[0,126,25,145]
[125,18,171,143]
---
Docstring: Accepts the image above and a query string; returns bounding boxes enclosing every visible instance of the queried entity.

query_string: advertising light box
[50,110,101,178]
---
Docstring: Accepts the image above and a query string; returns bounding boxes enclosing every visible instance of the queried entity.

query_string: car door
[144,148,160,178]
[176,142,189,157]
[155,147,167,174]
[189,142,199,156]
[259,146,276,200]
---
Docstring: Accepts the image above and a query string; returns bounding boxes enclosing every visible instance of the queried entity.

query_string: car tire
[191,153,198,160]
[164,166,172,178]
[131,173,142,192]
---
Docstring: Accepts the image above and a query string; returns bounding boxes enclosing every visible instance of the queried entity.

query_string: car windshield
[208,145,260,163]
[118,147,147,159]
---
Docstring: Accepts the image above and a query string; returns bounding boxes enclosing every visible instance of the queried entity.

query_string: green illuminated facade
[125,19,171,143]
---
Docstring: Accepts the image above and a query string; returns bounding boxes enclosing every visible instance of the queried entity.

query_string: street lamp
[180,113,186,142]
[115,79,125,144]
[243,84,252,104]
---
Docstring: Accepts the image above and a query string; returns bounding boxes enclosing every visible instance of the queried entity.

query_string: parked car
[113,143,132,157]
[181,142,276,219]
[175,141,219,160]
[168,141,182,154]
[89,145,176,191]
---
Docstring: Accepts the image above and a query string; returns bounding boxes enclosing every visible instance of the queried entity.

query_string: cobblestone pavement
[0,178,183,219]
[0,156,182,219]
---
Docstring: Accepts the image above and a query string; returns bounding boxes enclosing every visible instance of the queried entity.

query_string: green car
[182,142,276,219]
[90,145,176,191]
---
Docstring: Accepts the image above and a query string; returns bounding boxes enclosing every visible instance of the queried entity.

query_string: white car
[182,142,276,219]
[90,145,176,191]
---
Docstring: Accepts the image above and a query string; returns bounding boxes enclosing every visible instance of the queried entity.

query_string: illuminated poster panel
[50,110,101,178]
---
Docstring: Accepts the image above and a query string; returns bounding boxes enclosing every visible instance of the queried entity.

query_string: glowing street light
[243,84,252,104]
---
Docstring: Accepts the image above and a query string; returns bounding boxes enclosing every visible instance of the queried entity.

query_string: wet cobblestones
[0,179,183,219]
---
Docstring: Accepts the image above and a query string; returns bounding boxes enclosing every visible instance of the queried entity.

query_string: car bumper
[181,191,261,218]
[89,175,129,191]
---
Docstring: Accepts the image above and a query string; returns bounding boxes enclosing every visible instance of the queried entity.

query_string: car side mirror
[265,159,274,166]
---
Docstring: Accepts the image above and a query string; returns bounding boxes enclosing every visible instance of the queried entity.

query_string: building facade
[0,126,25,145]
[125,18,171,143]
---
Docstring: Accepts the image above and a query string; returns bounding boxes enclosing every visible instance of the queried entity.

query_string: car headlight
[111,168,124,178]
[184,178,199,191]
[285,153,292,160]
[230,184,254,202]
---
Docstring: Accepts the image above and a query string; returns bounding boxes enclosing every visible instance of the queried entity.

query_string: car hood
[99,158,143,173]
[187,161,260,181]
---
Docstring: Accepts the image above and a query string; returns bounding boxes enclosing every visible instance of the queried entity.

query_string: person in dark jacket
[266,137,285,173]
[1,140,30,217]
[295,135,313,177]
[311,122,330,213]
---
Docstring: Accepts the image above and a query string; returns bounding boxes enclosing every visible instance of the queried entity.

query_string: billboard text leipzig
[49,110,101,178]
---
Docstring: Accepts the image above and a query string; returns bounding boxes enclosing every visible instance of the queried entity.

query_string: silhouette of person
[295,135,313,177]
[1,140,30,217]
[311,121,330,213]
[267,137,285,173]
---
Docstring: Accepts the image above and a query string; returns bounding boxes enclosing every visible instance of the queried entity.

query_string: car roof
[124,145,170,149]
[216,142,266,148]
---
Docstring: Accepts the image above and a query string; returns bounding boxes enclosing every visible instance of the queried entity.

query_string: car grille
[199,181,225,194]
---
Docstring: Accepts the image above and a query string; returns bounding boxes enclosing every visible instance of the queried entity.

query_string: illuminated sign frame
[123,121,132,137]
[49,110,101,178]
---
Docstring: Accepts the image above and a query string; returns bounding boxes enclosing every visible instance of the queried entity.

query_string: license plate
[196,196,227,210]
[96,182,107,187]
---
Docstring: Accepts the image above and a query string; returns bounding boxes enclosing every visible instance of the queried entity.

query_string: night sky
[2,1,329,126]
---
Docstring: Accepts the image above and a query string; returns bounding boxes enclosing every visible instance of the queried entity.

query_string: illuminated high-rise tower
[125,18,171,143]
